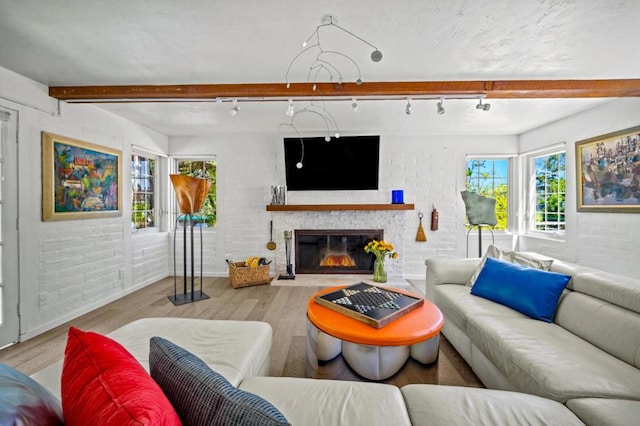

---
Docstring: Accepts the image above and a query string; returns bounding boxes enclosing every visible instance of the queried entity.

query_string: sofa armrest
[425,258,480,286]
[424,257,480,306]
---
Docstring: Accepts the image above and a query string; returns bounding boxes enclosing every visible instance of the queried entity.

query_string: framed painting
[575,125,640,213]
[42,132,122,221]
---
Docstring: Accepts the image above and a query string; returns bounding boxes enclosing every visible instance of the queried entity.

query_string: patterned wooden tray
[314,282,424,328]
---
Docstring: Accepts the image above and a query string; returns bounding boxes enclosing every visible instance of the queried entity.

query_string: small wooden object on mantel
[314,283,424,328]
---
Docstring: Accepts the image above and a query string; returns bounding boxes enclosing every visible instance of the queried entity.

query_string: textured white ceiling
[1,0,638,135]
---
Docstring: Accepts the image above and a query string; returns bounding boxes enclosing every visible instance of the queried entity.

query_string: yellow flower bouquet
[364,240,398,283]
[364,240,398,260]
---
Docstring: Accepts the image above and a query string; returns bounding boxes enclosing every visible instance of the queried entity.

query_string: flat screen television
[284,135,380,191]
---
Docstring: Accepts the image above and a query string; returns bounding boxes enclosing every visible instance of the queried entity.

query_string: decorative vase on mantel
[373,258,387,283]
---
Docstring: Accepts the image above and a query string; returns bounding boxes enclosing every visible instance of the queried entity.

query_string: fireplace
[294,229,383,274]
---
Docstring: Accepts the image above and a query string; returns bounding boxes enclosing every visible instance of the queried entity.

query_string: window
[466,158,509,230]
[174,158,217,228]
[131,153,156,230]
[532,152,566,233]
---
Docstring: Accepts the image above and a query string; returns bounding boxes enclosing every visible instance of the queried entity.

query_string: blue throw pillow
[149,336,289,426]
[471,257,571,322]
[0,363,63,426]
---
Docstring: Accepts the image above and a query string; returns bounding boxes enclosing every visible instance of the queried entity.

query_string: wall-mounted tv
[284,135,380,191]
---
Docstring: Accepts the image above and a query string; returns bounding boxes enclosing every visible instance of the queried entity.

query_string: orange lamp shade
[170,175,212,214]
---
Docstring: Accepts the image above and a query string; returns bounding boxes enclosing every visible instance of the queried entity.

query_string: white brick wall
[518,98,640,278]
[171,133,519,280]
[2,66,171,340]
[39,218,124,324]
[132,231,170,287]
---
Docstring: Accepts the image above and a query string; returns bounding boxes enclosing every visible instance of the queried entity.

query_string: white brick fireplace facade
[271,210,408,278]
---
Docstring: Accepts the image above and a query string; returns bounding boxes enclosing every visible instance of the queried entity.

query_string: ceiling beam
[49,79,640,102]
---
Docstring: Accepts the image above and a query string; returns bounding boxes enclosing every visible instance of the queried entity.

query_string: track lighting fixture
[476,98,491,111]
[437,98,445,115]
[230,99,239,116]
[285,14,382,88]
[286,99,295,116]
[405,98,413,115]
[351,98,359,112]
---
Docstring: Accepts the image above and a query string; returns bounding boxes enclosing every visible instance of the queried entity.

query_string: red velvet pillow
[61,327,181,426]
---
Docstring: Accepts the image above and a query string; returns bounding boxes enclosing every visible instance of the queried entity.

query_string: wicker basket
[227,261,271,288]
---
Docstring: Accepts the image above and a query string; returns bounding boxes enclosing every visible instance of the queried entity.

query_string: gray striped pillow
[149,336,289,426]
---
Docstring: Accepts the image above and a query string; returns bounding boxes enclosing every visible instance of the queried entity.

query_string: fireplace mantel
[266,203,415,212]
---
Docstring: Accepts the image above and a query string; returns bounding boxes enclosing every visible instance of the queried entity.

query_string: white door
[0,108,19,348]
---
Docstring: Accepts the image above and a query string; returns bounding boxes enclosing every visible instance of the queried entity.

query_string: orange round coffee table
[306,285,444,380]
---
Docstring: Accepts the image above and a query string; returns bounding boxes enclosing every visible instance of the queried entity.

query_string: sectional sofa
[5,317,585,425]
[425,248,640,425]
[5,247,638,425]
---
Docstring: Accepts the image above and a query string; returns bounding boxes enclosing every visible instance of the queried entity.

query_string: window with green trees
[466,159,509,230]
[175,159,217,228]
[533,152,566,233]
[131,153,156,230]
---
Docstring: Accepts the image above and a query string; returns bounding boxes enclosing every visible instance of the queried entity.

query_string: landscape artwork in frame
[576,125,640,213]
[42,132,122,221]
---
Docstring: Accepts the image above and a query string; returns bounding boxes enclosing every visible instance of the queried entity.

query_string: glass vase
[373,259,387,283]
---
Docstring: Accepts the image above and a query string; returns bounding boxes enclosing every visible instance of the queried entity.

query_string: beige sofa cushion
[567,398,640,426]
[433,284,526,333]
[31,318,272,399]
[467,245,554,287]
[108,318,272,383]
[572,272,640,315]
[239,376,412,426]
[555,291,640,368]
[402,384,584,426]
[467,315,640,402]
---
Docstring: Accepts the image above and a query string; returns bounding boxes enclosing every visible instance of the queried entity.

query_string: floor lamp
[460,190,497,258]
[169,175,212,305]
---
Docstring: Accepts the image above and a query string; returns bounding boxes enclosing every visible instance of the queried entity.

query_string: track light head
[371,49,383,62]
[437,99,445,115]
[405,98,413,115]
[230,99,239,116]
[286,99,295,116]
[476,98,491,111]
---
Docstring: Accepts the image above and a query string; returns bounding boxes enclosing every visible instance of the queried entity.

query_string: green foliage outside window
[177,159,217,228]
[466,159,508,230]
[534,153,566,232]
[132,155,155,230]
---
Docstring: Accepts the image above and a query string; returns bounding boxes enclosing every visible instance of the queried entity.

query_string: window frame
[524,147,567,239]
[464,155,515,233]
[170,155,217,231]
[131,149,159,233]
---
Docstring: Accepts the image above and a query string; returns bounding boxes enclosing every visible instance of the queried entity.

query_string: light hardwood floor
[0,276,483,389]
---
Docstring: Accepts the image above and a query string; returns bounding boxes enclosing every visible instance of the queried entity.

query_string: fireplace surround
[294,229,383,274]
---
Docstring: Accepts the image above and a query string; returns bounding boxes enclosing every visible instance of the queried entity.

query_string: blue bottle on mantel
[391,190,404,204]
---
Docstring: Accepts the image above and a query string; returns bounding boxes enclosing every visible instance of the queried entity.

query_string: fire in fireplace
[294,229,383,274]
[320,254,356,268]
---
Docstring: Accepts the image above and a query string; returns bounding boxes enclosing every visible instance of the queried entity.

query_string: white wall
[0,66,171,340]
[170,132,518,279]
[518,98,640,278]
